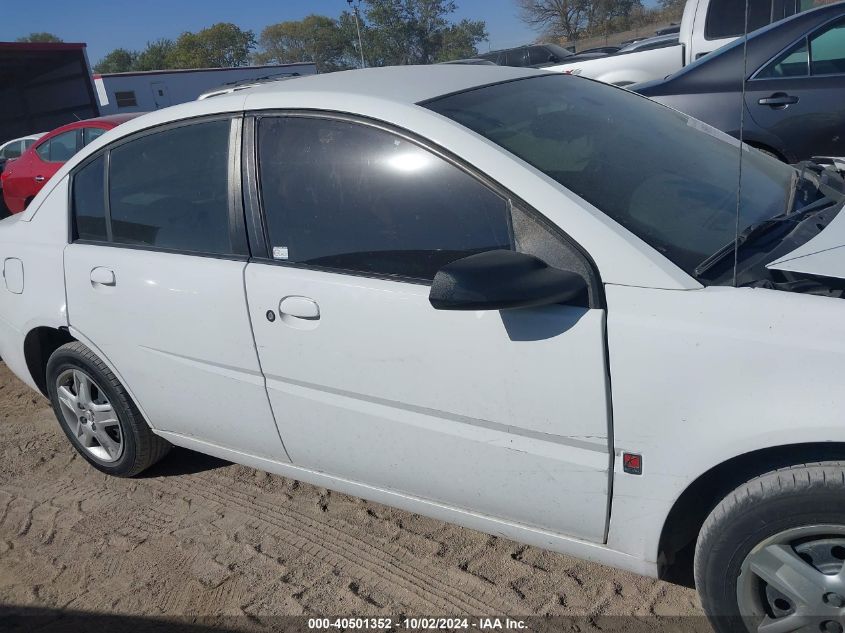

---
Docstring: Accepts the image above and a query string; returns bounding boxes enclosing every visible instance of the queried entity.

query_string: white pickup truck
[548,0,828,86]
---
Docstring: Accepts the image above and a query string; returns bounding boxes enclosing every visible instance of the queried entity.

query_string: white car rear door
[63,116,288,462]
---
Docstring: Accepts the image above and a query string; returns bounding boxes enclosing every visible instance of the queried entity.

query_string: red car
[1,114,140,213]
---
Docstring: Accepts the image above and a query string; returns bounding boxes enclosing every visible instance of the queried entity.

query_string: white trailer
[93,62,317,114]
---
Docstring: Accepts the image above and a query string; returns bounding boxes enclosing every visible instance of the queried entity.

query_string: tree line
[16,0,689,75]
[89,0,486,74]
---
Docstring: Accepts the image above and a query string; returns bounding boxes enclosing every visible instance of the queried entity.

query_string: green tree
[134,38,176,71]
[517,0,642,41]
[94,48,137,74]
[255,15,353,72]
[16,32,63,43]
[359,0,487,65]
[169,23,256,69]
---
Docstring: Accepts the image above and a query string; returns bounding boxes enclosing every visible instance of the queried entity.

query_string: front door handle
[279,296,320,320]
[90,267,115,287]
[34,175,45,182]
[758,93,799,108]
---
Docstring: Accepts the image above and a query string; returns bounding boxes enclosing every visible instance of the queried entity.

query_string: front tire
[695,462,845,633]
[46,341,170,477]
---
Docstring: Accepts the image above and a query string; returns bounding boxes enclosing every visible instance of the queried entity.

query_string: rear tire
[46,341,170,477]
[695,462,845,633]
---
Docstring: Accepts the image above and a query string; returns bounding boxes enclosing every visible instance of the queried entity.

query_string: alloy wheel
[55,369,123,463]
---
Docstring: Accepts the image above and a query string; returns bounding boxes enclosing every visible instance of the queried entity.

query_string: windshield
[425,74,795,277]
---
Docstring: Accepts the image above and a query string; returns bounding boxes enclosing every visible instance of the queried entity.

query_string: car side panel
[0,178,71,390]
[604,283,845,562]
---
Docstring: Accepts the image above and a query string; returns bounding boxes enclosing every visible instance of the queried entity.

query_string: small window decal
[272,246,289,260]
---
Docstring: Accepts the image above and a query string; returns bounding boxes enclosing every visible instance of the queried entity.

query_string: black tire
[695,461,845,633]
[46,341,171,477]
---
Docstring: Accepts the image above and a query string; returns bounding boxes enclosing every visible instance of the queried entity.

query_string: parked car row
[634,3,845,163]
[1,114,139,213]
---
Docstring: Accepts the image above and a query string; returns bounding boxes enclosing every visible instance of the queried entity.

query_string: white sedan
[1,66,844,633]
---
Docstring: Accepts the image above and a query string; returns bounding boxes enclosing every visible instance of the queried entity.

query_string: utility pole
[347,0,366,68]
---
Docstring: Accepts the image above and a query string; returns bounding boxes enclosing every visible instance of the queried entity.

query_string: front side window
[705,0,772,40]
[257,117,513,281]
[1,141,22,159]
[426,75,794,277]
[810,17,845,75]
[108,119,232,254]
[73,156,107,241]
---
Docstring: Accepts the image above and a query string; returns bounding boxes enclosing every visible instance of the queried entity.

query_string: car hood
[767,207,845,280]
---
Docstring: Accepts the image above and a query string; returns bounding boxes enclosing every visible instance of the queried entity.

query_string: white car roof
[245,65,543,104]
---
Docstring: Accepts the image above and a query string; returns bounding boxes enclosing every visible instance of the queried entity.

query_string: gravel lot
[0,362,703,630]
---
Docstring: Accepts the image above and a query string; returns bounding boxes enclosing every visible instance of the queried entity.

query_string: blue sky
[1,0,555,64]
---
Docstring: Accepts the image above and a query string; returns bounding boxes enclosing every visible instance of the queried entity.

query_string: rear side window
[37,130,79,163]
[73,156,107,241]
[107,119,232,254]
[83,127,106,146]
[257,117,513,281]
[705,0,772,40]
[757,39,810,77]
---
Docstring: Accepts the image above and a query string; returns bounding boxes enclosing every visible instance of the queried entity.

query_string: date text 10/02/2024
[307,618,528,630]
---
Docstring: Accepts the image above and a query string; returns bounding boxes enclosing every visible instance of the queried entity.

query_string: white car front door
[63,117,288,461]
[244,114,612,542]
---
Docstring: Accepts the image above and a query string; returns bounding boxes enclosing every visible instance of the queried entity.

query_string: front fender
[604,284,845,562]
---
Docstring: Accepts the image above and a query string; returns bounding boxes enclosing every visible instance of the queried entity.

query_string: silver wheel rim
[737,524,845,633]
[55,369,123,463]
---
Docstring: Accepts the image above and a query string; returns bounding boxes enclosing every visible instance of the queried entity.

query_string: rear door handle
[34,175,45,182]
[279,296,320,320]
[758,93,799,107]
[90,267,115,287]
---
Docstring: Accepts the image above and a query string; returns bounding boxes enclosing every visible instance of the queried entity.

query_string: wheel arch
[657,441,845,587]
[23,325,77,397]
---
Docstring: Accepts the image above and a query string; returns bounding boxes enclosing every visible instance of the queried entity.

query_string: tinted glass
[810,17,845,75]
[528,46,550,65]
[36,140,50,161]
[504,48,529,67]
[426,75,794,277]
[109,119,232,254]
[83,127,106,146]
[48,130,78,162]
[73,156,107,241]
[706,0,772,39]
[1,141,22,159]
[757,39,809,77]
[23,139,36,150]
[257,117,512,281]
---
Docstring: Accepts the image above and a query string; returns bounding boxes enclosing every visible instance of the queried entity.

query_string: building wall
[95,63,317,115]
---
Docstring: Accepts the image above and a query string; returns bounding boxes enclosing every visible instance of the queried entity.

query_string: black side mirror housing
[429,250,588,311]
[548,54,560,63]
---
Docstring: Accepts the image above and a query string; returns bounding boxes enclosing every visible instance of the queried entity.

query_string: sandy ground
[0,362,703,629]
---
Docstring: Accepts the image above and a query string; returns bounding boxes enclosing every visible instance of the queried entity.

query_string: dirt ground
[0,362,703,629]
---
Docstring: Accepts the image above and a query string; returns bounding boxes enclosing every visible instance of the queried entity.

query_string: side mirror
[548,54,560,63]
[429,250,587,311]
